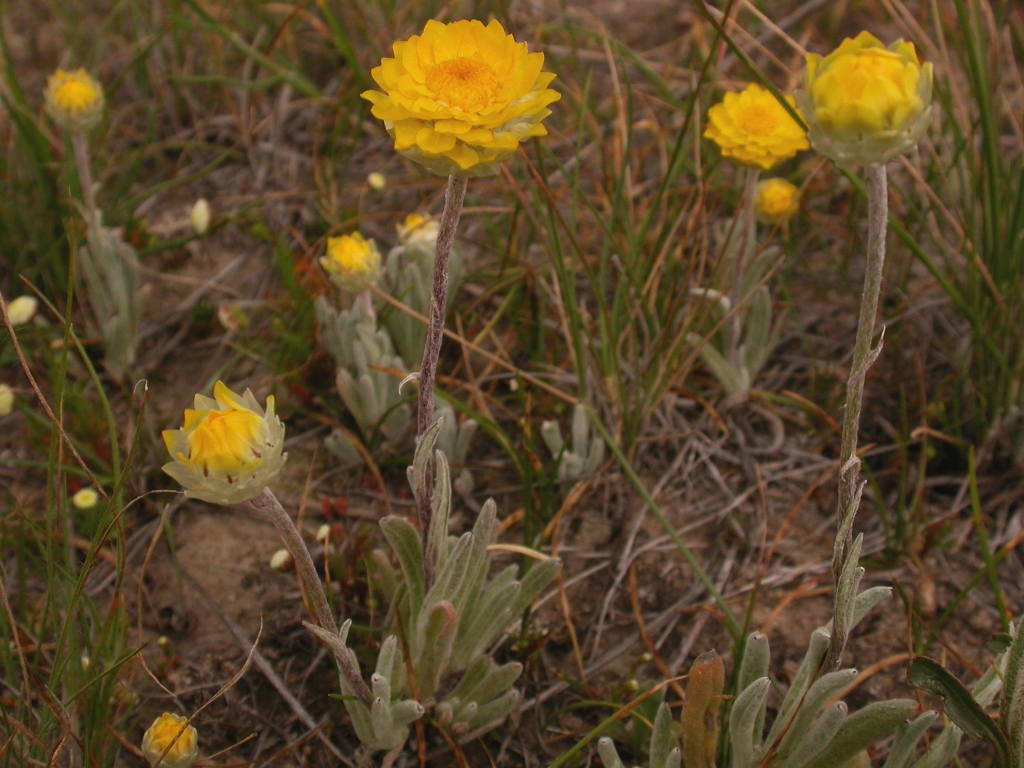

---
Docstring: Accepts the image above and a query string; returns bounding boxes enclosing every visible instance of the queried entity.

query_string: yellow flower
[44,68,104,132]
[321,232,382,292]
[397,213,439,246]
[0,384,13,417]
[162,381,286,505]
[755,178,801,224]
[362,19,561,177]
[796,31,933,167]
[704,84,809,170]
[7,296,38,326]
[72,488,99,509]
[141,713,199,768]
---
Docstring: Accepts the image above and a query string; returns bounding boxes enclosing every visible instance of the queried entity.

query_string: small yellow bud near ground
[141,712,199,768]
[362,19,561,177]
[320,232,382,292]
[72,487,100,509]
[157,636,172,651]
[796,31,933,167]
[8,296,38,326]
[269,548,295,572]
[366,172,386,191]
[0,384,13,417]
[190,199,211,235]
[45,68,105,132]
[397,213,440,247]
[704,83,809,170]
[755,177,801,225]
[315,524,331,543]
[162,381,287,505]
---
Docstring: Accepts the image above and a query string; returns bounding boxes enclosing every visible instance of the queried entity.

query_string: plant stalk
[72,131,96,217]
[825,163,888,672]
[729,168,760,372]
[250,487,373,706]
[414,172,467,584]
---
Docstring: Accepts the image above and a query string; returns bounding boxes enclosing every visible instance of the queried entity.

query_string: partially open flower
[362,19,561,177]
[755,178,801,224]
[704,83,809,170]
[0,384,13,417]
[8,296,38,327]
[396,213,439,247]
[796,31,933,167]
[72,487,100,509]
[162,381,286,505]
[45,68,104,133]
[142,713,199,768]
[320,232,382,292]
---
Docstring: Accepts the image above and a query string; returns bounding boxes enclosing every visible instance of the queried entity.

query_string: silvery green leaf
[460,662,523,709]
[357,372,380,424]
[411,419,445,507]
[435,701,454,727]
[743,286,772,375]
[426,448,452,575]
[372,550,398,605]
[389,699,425,729]
[422,531,472,617]
[371,672,391,703]
[558,453,585,482]
[455,419,478,463]
[662,748,681,768]
[1004,621,1024,764]
[324,430,363,466]
[729,677,770,768]
[446,656,495,704]
[781,701,846,768]
[345,696,376,749]
[451,500,498,619]
[468,687,520,730]
[571,403,589,456]
[508,557,562,619]
[454,468,474,498]
[585,433,606,475]
[458,579,519,662]
[851,586,891,629]
[650,702,677,768]
[739,633,770,746]
[775,669,858,761]
[768,627,831,745]
[881,712,937,768]
[598,737,625,768]
[336,369,364,425]
[907,725,961,768]
[803,700,917,768]
[453,700,477,727]
[375,635,398,684]
[379,516,424,629]
[417,600,458,698]
[694,336,745,397]
[541,420,564,459]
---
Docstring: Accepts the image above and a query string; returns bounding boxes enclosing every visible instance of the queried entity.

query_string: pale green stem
[72,131,96,217]
[415,172,467,589]
[825,164,888,672]
[249,487,373,706]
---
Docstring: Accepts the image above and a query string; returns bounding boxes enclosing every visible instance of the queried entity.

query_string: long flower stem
[825,164,888,671]
[72,131,96,217]
[729,168,760,373]
[414,173,467,583]
[249,488,372,706]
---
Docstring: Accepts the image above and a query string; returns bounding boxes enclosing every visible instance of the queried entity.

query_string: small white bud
[508,378,519,392]
[315,524,331,543]
[0,384,12,417]
[81,650,91,671]
[366,172,386,191]
[190,199,211,235]
[7,296,38,326]
[269,549,294,572]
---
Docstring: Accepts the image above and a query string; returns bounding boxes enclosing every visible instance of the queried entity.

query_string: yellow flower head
[796,31,933,167]
[141,713,199,768]
[44,68,104,132]
[162,381,286,505]
[362,19,561,177]
[7,295,38,326]
[704,83,809,170]
[320,232,382,292]
[72,487,99,509]
[755,178,801,225]
[397,213,439,246]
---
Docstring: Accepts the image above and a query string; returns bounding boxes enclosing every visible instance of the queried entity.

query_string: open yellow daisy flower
[704,83,809,170]
[362,19,561,177]
[44,68,104,132]
[796,31,933,167]
[755,177,801,224]
[320,232,382,292]
[162,381,286,505]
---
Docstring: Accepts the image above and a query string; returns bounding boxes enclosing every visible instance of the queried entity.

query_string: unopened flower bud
[0,384,13,417]
[270,549,294,572]
[141,713,199,768]
[366,172,386,191]
[320,232,382,292]
[7,296,38,326]
[315,524,331,543]
[73,488,100,509]
[190,199,211,235]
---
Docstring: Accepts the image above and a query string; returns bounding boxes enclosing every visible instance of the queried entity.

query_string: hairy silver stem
[825,164,888,671]
[72,131,96,216]
[729,168,760,371]
[249,487,372,706]
[415,173,467,587]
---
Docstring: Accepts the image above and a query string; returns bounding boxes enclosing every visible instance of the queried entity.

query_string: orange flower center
[426,57,499,111]
[736,104,780,135]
